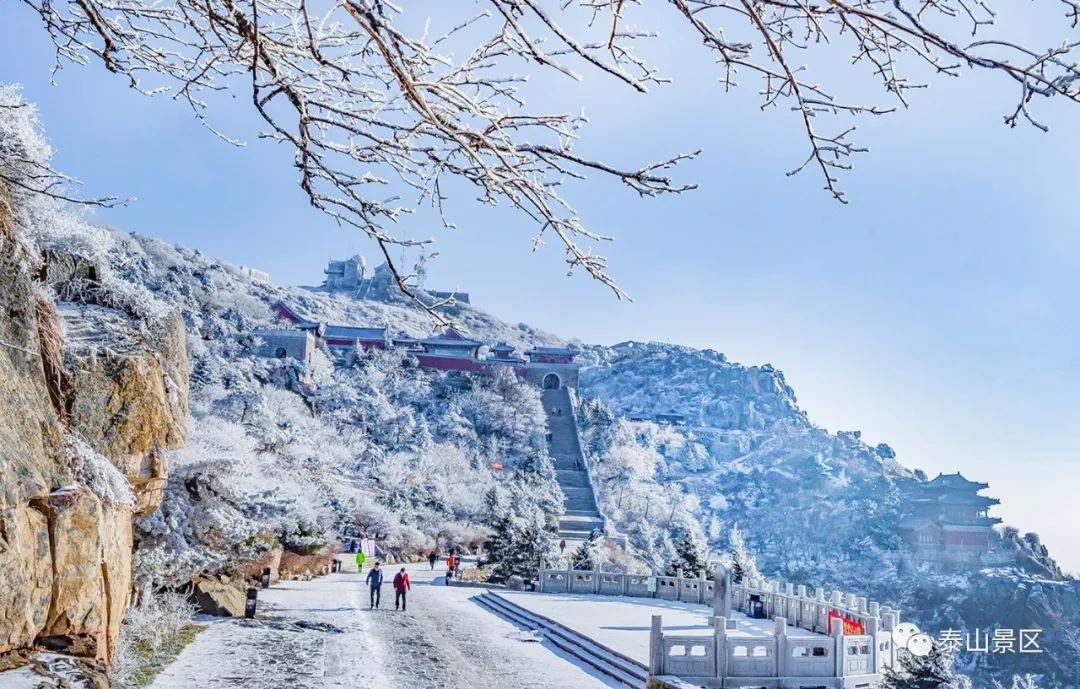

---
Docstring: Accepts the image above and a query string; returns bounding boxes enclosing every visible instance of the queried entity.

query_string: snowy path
[149,562,619,689]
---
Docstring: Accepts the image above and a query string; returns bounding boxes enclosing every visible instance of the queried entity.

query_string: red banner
[827,610,865,635]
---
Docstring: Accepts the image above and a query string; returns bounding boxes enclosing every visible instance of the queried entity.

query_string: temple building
[270,301,387,353]
[258,300,581,389]
[412,328,486,372]
[488,342,523,362]
[900,472,1008,563]
[321,325,387,352]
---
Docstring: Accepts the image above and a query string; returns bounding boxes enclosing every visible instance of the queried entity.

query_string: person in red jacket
[393,567,410,611]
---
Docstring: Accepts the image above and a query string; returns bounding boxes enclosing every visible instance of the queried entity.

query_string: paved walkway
[496,590,822,662]
[148,562,619,689]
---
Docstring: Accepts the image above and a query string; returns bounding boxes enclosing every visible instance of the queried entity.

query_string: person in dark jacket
[366,562,383,609]
[393,567,411,611]
[428,551,437,570]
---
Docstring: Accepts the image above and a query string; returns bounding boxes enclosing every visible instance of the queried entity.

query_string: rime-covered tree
[572,534,604,571]
[729,524,761,584]
[665,526,709,577]
[483,482,557,580]
[19,1,1080,311]
[880,648,971,689]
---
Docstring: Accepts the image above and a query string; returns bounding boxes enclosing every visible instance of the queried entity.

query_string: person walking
[366,562,383,609]
[559,539,567,555]
[445,553,456,585]
[428,551,437,570]
[393,567,411,611]
[355,549,366,574]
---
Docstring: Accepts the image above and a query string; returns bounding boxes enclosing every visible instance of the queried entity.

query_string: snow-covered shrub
[108,590,198,688]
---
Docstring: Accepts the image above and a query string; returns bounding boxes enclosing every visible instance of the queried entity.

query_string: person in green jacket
[356,549,366,574]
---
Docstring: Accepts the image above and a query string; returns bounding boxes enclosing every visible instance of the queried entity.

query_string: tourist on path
[428,551,437,570]
[559,539,567,555]
[393,567,411,611]
[366,562,383,609]
[356,549,366,574]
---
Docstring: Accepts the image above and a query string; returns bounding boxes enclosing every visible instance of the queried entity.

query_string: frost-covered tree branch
[17,0,1080,303]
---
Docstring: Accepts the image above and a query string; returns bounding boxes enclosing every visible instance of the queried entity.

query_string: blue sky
[2,4,1077,572]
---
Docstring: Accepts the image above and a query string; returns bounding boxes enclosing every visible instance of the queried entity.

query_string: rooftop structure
[323,255,365,291]
[272,301,318,329]
[322,325,387,351]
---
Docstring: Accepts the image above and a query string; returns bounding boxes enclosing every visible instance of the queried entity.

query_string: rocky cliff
[0,185,188,664]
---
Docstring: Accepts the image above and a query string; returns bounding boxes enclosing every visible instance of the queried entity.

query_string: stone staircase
[542,388,606,546]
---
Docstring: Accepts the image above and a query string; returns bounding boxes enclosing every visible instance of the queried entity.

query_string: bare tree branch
[13,0,1080,306]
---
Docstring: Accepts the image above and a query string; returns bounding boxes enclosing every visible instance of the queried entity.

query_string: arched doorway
[543,373,561,390]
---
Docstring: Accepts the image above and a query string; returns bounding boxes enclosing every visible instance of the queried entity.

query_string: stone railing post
[774,616,788,678]
[649,615,664,676]
[713,616,728,680]
[831,617,845,678]
[881,611,897,667]
[867,616,881,674]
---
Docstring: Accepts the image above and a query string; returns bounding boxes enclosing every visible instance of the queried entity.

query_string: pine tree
[729,524,761,584]
[572,534,604,570]
[880,647,971,689]
[483,483,556,580]
[665,526,709,577]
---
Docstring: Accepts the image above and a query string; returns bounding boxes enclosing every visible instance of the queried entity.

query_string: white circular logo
[907,632,934,657]
[892,622,921,649]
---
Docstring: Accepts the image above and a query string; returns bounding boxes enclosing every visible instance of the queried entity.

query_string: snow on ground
[149,562,619,689]
[496,590,823,662]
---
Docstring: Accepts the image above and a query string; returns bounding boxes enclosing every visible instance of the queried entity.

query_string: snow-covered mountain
[103,232,1075,685]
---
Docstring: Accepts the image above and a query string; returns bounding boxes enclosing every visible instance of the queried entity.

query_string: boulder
[189,578,247,617]
[34,487,132,661]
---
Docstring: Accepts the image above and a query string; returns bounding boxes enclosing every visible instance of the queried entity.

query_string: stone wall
[0,186,188,663]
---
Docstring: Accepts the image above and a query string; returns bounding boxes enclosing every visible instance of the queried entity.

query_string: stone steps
[542,386,607,542]
[555,470,590,487]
